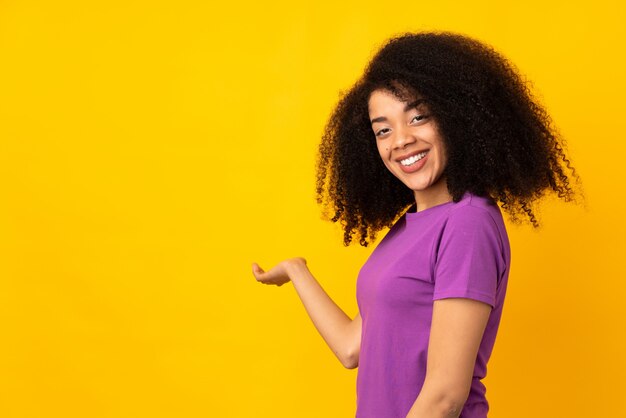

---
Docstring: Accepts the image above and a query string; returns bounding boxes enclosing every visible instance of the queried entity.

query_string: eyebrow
[370,99,426,125]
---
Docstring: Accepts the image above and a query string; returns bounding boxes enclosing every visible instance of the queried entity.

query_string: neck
[413,178,453,212]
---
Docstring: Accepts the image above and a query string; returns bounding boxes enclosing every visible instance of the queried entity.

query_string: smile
[400,151,429,166]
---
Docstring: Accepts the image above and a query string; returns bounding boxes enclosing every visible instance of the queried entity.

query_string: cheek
[433,138,448,165]
[375,143,387,160]
[441,147,448,168]
[375,145,396,173]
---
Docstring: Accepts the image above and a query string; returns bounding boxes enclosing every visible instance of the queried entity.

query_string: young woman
[252,31,581,418]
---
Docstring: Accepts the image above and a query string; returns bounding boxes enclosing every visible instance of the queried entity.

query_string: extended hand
[252,258,306,287]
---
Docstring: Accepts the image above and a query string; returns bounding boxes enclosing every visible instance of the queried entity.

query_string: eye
[375,128,391,138]
[410,114,428,123]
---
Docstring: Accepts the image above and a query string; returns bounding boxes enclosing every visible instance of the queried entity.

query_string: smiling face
[368,88,450,208]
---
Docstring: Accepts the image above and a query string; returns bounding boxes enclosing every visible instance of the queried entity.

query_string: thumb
[252,262,265,275]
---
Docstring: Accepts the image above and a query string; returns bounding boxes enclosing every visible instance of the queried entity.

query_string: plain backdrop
[0,1,624,417]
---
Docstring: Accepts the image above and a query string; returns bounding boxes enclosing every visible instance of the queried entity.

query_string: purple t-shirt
[355,192,511,418]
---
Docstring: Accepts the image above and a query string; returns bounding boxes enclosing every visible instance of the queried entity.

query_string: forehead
[368,88,423,115]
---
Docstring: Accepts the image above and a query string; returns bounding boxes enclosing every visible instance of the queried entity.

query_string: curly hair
[316,31,583,246]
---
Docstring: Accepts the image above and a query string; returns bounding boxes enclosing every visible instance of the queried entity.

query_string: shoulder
[437,193,509,264]
[444,193,502,231]
[436,193,510,270]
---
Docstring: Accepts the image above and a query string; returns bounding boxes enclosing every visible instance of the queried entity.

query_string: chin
[403,181,433,191]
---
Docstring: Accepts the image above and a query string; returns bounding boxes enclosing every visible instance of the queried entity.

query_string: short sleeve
[433,206,504,308]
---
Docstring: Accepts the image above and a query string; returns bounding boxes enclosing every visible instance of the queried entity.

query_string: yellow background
[0,1,624,417]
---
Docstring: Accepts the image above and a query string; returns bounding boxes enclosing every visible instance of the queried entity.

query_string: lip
[397,149,430,173]
[395,149,430,163]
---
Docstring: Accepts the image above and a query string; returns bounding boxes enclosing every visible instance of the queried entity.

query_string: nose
[392,125,416,150]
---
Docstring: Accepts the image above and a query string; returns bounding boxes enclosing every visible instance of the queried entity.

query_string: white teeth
[401,151,428,166]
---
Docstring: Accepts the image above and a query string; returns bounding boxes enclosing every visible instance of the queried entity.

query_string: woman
[252,31,580,418]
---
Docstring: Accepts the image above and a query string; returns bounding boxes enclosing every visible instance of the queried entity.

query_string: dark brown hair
[316,31,582,246]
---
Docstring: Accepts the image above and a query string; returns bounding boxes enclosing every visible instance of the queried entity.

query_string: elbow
[439,397,466,418]
[434,390,470,418]
[418,382,469,418]
[342,356,358,369]
[340,348,359,369]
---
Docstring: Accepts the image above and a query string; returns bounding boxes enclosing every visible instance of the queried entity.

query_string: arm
[405,298,491,418]
[252,258,362,369]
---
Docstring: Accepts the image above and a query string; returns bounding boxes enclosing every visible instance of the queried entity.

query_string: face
[368,88,448,199]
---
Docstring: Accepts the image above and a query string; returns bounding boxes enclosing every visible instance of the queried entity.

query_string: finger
[252,263,265,275]
[251,263,262,279]
[252,264,270,282]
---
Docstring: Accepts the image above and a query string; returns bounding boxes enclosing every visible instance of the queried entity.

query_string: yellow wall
[0,1,623,417]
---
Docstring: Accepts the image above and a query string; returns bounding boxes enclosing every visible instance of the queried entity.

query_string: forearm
[285,259,358,368]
